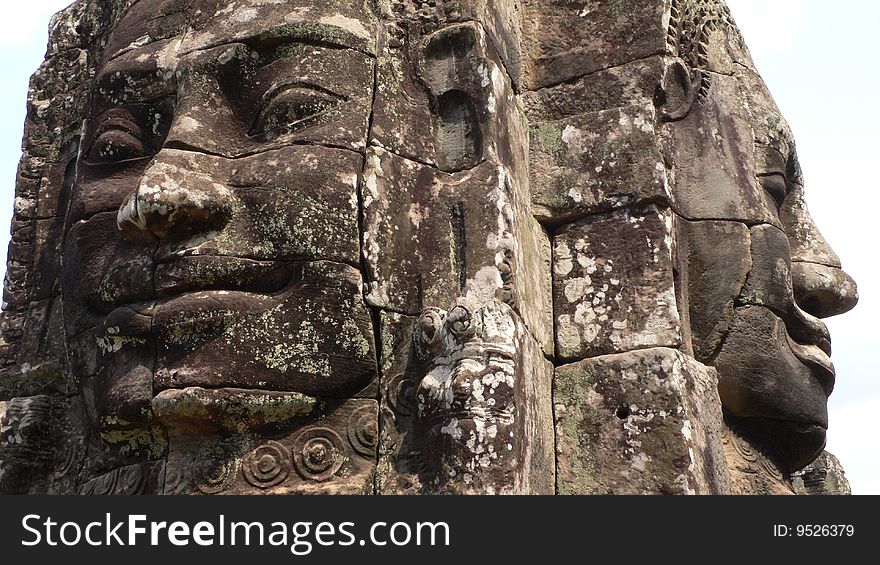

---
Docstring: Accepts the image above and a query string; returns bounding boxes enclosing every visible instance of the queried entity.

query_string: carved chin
[713,306,830,470]
[731,418,826,472]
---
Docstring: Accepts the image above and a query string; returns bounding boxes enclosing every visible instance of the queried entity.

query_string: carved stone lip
[151,386,317,435]
[788,338,836,397]
[154,255,295,299]
[95,257,294,320]
[98,286,288,341]
[735,417,827,471]
[151,287,286,330]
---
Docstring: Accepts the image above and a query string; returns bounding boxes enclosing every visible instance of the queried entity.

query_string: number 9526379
[797,525,854,537]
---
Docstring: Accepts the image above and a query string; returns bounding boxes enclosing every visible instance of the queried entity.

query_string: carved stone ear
[419,24,485,172]
[660,59,702,122]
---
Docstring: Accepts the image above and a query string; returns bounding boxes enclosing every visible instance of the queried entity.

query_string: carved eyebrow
[179,22,375,59]
[94,67,172,92]
[257,81,347,108]
[92,61,175,108]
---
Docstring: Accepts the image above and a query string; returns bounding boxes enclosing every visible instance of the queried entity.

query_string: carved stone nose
[791,262,859,318]
[117,152,233,244]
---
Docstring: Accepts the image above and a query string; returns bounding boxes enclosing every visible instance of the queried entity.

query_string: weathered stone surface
[61,212,155,335]
[520,0,669,90]
[555,348,730,495]
[663,73,780,228]
[674,218,751,360]
[78,461,166,495]
[721,421,795,495]
[363,148,553,354]
[152,387,318,435]
[414,298,553,494]
[529,104,669,223]
[106,0,380,61]
[383,1,523,89]
[713,306,831,471]
[522,57,664,122]
[792,451,851,495]
[553,205,681,362]
[0,362,68,400]
[0,395,88,494]
[781,183,843,268]
[791,261,858,318]
[377,299,554,495]
[154,261,378,399]
[657,0,860,477]
[371,29,438,165]
[739,224,794,315]
[376,310,423,494]
[372,16,521,165]
[377,299,555,494]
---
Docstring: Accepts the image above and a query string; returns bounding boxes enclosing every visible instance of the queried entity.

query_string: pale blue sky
[0,1,877,493]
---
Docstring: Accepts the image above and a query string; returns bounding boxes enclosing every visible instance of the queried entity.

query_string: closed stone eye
[84,113,147,164]
[82,101,173,165]
[86,128,146,164]
[759,172,788,208]
[249,85,343,139]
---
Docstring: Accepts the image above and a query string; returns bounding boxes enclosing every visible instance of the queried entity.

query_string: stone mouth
[92,255,294,317]
[787,338,836,396]
[154,255,295,299]
[151,386,318,435]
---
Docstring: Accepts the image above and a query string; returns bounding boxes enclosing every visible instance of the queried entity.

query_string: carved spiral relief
[386,374,418,418]
[242,441,291,489]
[162,462,185,495]
[446,303,476,339]
[348,406,378,458]
[116,464,149,495]
[293,427,345,482]
[196,459,238,495]
[731,432,759,464]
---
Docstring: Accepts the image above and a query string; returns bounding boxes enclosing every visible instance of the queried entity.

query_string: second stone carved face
[666,12,858,470]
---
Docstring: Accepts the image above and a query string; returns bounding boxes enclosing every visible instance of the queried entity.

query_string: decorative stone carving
[78,461,165,496]
[792,451,852,496]
[412,298,553,494]
[242,441,292,489]
[722,423,794,496]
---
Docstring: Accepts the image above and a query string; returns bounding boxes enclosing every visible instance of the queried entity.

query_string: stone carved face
[665,2,858,470]
[61,0,380,452]
[413,300,519,489]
